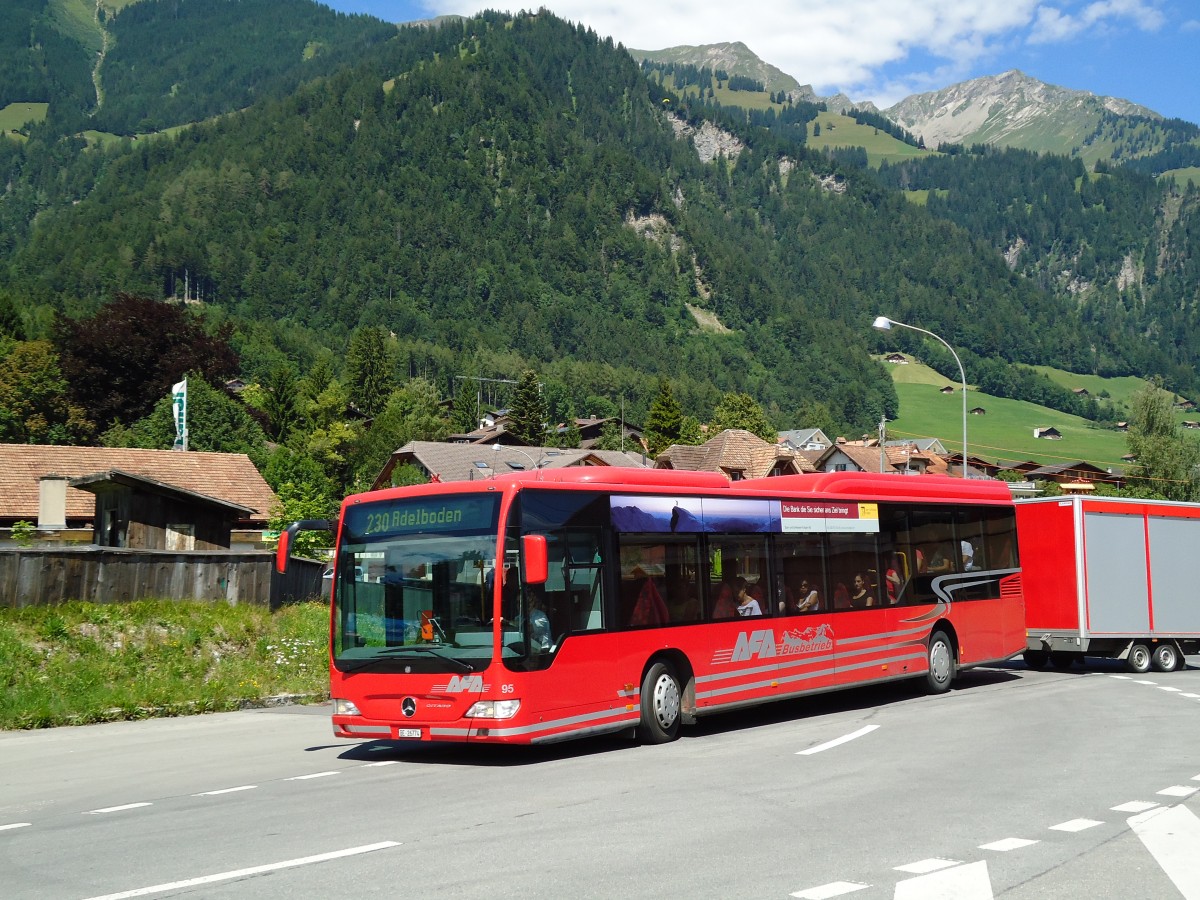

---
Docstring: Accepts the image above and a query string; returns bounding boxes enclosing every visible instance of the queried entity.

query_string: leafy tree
[0,291,21,339]
[104,375,267,463]
[345,326,397,418]
[1125,379,1200,501]
[391,463,428,487]
[507,369,548,445]
[644,378,684,456]
[352,378,450,483]
[0,340,94,444]
[709,391,776,441]
[263,446,338,559]
[679,415,704,445]
[11,520,36,547]
[592,420,628,451]
[53,293,238,432]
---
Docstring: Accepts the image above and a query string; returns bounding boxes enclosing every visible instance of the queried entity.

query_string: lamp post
[493,443,543,477]
[873,316,968,478]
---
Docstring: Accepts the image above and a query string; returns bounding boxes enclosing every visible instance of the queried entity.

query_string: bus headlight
[465,699,521,719]
[333,698,362,716]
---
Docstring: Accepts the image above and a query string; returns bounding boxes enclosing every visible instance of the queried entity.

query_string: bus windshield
[333,493,501,671]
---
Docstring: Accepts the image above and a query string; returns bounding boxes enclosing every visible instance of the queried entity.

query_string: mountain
[630,42,800,95]
[884,69,1174,162]
[2,7,1199,461]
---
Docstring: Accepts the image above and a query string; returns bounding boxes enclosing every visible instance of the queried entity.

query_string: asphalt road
[2,659,1199,899]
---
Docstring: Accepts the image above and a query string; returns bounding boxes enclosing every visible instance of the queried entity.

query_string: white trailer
[1016,495,1200,672]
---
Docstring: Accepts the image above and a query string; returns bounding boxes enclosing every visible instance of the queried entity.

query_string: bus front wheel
[925,630,954,694]
[637,661,682,744]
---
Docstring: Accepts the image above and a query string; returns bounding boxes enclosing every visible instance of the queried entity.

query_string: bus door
[825,532,888,686]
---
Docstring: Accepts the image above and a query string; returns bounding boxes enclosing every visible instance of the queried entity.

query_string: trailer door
[1082,512,1149,635]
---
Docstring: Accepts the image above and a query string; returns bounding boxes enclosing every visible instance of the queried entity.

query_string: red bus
[277,468,1023,744]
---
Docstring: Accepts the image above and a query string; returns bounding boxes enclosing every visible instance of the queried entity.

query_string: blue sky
[321,0,1199,124]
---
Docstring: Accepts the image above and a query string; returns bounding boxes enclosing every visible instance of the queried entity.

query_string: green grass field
[883,355,1133,471]
[812,111,932,166]
[0,103,49,135]
[1162,167,1200,188]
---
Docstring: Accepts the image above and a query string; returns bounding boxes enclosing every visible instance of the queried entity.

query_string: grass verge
[0,601,329,730]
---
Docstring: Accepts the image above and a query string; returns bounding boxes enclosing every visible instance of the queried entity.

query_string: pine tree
[451,379,479,432]
[507,369,548,445]
[709,392,776,441]
[644,378,683,456]
[345,326,397,419]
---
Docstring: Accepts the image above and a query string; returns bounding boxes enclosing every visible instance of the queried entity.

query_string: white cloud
[1028,0,1165,44]
[420,0,1170,108]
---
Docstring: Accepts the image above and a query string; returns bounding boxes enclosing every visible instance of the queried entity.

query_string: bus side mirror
[275,519,333,574]
[522,534,548,585]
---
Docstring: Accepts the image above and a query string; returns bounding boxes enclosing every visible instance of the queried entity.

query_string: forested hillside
[876,147,1200,389]
[2,6,1200,480]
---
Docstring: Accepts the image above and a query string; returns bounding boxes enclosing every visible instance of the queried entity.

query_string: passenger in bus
[961,540,977,571]
[526,589,552,651]
[885,555,903,604]
[849,573,873,608]
[629,577,669,626]
[734,577,763,616]
[795,579,820,612]
[833,582,851,609]
[926,545,954,574]
[712,579,740,619]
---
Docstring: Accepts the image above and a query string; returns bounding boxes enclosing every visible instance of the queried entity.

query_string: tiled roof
[374,441,652,487]
[0,444,277,524]
[657,429,813,478]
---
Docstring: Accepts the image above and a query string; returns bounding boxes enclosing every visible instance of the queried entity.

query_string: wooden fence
[0,547,325,609]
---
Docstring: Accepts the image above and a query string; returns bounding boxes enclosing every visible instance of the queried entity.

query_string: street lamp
[493,443,543,478]
[873,316,968,478]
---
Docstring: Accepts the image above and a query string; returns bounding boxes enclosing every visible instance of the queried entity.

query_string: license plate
[396,728,421,739]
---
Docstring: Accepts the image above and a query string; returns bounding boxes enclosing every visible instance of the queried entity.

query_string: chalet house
[1033,426,1062,440]
[812,442,897,475]
[656,430,816,481]
[449,414,644,451]
[1183,421,1200,430]
[939,386,956,394]
[884,353,909,364]
[1072,387,1090,396]
[1175,400,1196,412]
[371,441,650,489]
[1022,461,1124,489]
[1115,422,1129,432]
[970,407,986,415]
[777,428,832,452]
[0,444,277,550]
[884,437,948,456]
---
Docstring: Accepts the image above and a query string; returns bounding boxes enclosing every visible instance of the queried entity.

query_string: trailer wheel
[925,630,955,693]
[1151,643,1179,673]
[1023,650,1048,669]
[1126,643,1152,674]
[1050,652,1077,669]
[637,661,682,744]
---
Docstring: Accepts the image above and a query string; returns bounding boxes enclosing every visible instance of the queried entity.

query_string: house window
[834,463,848,472]
[167,524,195,551]
[728,470,744,481]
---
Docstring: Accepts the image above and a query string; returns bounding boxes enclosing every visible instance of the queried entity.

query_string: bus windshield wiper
[339,645,474,673]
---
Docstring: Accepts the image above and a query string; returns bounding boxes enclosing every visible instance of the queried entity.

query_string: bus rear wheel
[925,630,954,694]
[1151,643,1179,673]
[637,661,682,744]
[1023,649,1048,669]
[1126,643,1152,674]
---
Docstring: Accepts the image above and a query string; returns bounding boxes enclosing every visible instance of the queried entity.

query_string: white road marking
[1181,693,1200,699]
[81,840,401,900]
[1158,785,1199,798]
[1134,679,1158,685]
[1130,805,1200,900]
[286,771,339,780]
[797,725,879,755]
[790,881,870,899]
[894,858,960,874]
[0,822,32,831]
[979,837,1038,851]
[1112,801,1159,813]
[1110,675,1132,679]
[1158,686,1183,693]
[363,761,399,767]
[1049,818,1104,832]
[88,803,151,814]
[894,860,992,899]
[194,785,256,796]
[1193,774,1200,782]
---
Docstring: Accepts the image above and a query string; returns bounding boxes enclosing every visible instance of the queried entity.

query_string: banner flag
[172,379,188,451]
